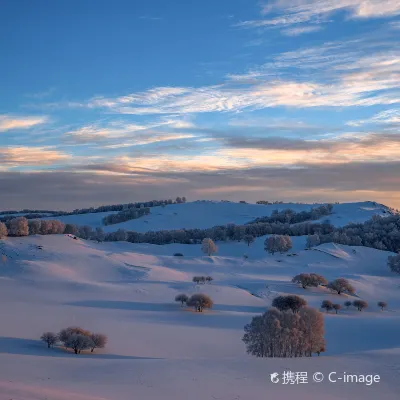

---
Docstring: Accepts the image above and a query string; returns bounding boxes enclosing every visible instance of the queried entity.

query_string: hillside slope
[0,234,399,399]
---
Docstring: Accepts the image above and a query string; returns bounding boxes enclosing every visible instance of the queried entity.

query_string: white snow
[0,225,399,399]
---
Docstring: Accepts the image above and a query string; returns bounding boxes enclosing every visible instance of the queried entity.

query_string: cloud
[238,1,400,29]
[0,146,70,167]
[347,109,400,126]
[0,115,48,132]
[281,25,323,36]
[1,161,399,210]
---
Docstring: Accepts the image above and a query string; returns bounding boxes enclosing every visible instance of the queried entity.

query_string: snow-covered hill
[38,200,390,233]
[0,233,399,400]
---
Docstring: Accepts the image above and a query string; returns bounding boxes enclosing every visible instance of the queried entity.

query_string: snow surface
[39,201,389,233]
[0,229,399,400]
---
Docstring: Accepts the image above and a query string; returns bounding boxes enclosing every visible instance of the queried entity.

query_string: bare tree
[40,332,58,348]
[201,238,217,256]
[175,293,189,306]
[332,304,342,314]
[344,300,352,309]
[327,278,355,295]
[321,300,333,313]
[0,222,8,239]
[187,293,213,312]
[242,307,325,358]
[353,300,368,311]
[243,235,255,247]
[388,254,400,274]
[65,334,93,354]
[89,333,107,352]
[272,295,307,313]
[378,301,387,311]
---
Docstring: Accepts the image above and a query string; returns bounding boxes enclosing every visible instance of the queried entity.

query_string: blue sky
[0,0,399,210]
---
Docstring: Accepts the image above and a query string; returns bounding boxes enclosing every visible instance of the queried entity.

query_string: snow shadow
[0,337,162,360]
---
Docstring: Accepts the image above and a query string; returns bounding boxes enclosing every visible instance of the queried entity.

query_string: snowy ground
[0,231,399,399]
[38,200,390,233]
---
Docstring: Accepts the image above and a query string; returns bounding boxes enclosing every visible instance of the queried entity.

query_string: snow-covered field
[37,201,390,233]
[0,222,399,399]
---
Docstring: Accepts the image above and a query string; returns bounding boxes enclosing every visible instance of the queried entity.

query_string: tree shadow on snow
[0,337,162,360]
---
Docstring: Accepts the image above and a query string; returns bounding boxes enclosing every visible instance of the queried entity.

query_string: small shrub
[40,332,58,348]
[175,293,189,306]
[187,293,213,312]
[353,300,368,311]
[378,301,387,311]
[321,300,333,313]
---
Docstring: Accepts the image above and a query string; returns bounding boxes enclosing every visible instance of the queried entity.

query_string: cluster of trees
[192,276,213,284]
[264,235,292,254]
[174,293,213,312]
[40,327,107,355]
[256,201,285,205]
[317,214,400,253]
[321,300,342,314]
[271,295,308,313]
[249,204,333,225]
[292,273,328,289]
[243,307,325,358]
[102,206,150,226]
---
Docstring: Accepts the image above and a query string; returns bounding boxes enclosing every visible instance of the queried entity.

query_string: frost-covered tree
[65,334,93,354]
[332,304,342,314]
[205,276,213,284]
[242,307,325,358]
[40,332,58,348]
[64,223,78,235]
[321,300,333,313]
[28,220,41,235]
[243,234,255,247]
[187,293,213,312]
[95,227,105,242]
[388,254,400,274]
[272,295,307,313]
[353,300,368,311]
[265,235,292,255]
[58,326,91,345]
[306,234,320,249]
[201,238,217,256]
[8,217,29,236]
[175,293,189,306]
[344,300,352,309]
[327,278,355,295]
[0,222,8,239]
[292,273,327,289]
[378,301,387,311]
[77,225,93,240]
[89,333,107,352]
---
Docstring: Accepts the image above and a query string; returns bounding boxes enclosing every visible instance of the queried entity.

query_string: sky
[0,0,399,211]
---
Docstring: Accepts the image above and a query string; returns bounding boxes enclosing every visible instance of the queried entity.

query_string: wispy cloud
[346,109,400,126]
[281,25,323,36]
[238,0,400,30]
[0,146,70,167]
[0,115,48,132]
